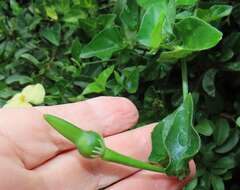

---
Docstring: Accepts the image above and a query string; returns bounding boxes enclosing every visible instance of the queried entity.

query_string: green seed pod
[76,131,105,158]
[44,114,105,158]
[44,114,165,173]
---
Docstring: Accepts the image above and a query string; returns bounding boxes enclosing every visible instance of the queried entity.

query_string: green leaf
[183,178,198,190]
[63,5,87,23]
[123,66,140,94]
[158,48,192,63]
[211,168,228,176]
[137,4,165,49]
[176,0,197,6]
[195,119,214,136]
[196,5,233,22]
[137,0,175,50]
[118,0,139,31]
[80,27,125,60]
[202,68,218,97]
[81,66,114,95]
[10,0,22,15]
[212,156,236,170]
[98,14,116,29]
[0,87,16,99]
[215,129,239,154]
[20,53,40,66]
[45,6,58,20]
[149,94,201,177]
[42,24,61,46]
[136,0,165,8]
[0,75,5,80]
[236,116,240,127]
[71,38,82,60]
[224,61,240,71]
[5,75,33,85]
[114,71,124,85]
[211,175,225,190]
[213,118,230,146]
[175,17,222,51]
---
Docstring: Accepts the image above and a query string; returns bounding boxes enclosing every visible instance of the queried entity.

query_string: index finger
[0,97,138,170]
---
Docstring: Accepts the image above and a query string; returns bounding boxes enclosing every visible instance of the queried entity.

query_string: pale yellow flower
[3,83,45,108]
[22,83,45,105]
[3,93,32,108]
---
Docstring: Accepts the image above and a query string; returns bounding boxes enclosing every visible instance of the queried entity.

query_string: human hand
[0,97,195,190]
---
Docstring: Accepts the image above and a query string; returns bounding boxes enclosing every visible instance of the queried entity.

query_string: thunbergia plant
[42,0,231,180]
[2,0,239,189]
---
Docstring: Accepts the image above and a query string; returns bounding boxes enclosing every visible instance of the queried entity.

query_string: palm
[0,97,193,190]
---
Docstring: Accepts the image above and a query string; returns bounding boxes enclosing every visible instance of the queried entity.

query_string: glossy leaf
[136,0,165,8]
[202,68,218,97]
[10,0,22,15]
[81,66,114,95]
[215,129,239,153]
[224,61,240,71]
[123,66,140,94]
[213,118,230,146]
[80,27,125,60]
[71,38,82,60]
[137,0,175,50]
[42,24,61,46]
[183,178,198,190]
[5,75,33,85]
[176,0,197,6]
[236,116,240,127]
[196,5,233,22]
[63,6,87,23]
[212,156,236,170]
[211,175,224,190]
[20,53,40,66]
[149,94,201,177]
[195,119,214,136]
[137,3,166,49]
[118,0,139,32]
[45,6,58,20]
[158,48,192,63]
[175,17,222,51]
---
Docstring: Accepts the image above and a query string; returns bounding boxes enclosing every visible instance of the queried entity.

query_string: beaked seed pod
[44,114,106,159]
[44,114,165,173]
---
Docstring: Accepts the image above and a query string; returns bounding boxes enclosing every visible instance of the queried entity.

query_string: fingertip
[188,160,196,178]
[37,96,139,136]
[87,96,139,136]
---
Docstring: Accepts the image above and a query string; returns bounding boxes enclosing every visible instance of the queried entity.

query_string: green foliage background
[0,0,240,189]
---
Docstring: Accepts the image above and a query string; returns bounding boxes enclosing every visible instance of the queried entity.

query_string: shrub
[1,0,240,189]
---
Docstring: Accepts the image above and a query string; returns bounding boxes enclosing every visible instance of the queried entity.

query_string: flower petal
[22,83,45,105]
[3,93,32,108]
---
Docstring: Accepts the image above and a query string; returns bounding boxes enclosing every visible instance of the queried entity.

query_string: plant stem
[102,148,165,173]
[181,60,188,99]
[82,59,115,66]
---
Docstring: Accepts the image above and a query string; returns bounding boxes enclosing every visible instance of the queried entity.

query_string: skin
[0,96,195,190]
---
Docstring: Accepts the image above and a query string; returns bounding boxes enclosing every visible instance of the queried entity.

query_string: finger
[37,96,138,136]
[178,160,196,189]
[35,124,155,190]
[0,97,138,169]
[98,126,196,188]
[35,123,196,190]
[97,124,155,188]
[105,171,180,190]
[105,161,196,190]
[0,136,44,190]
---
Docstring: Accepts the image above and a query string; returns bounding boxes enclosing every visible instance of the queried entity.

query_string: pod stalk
[44,114,165,173]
